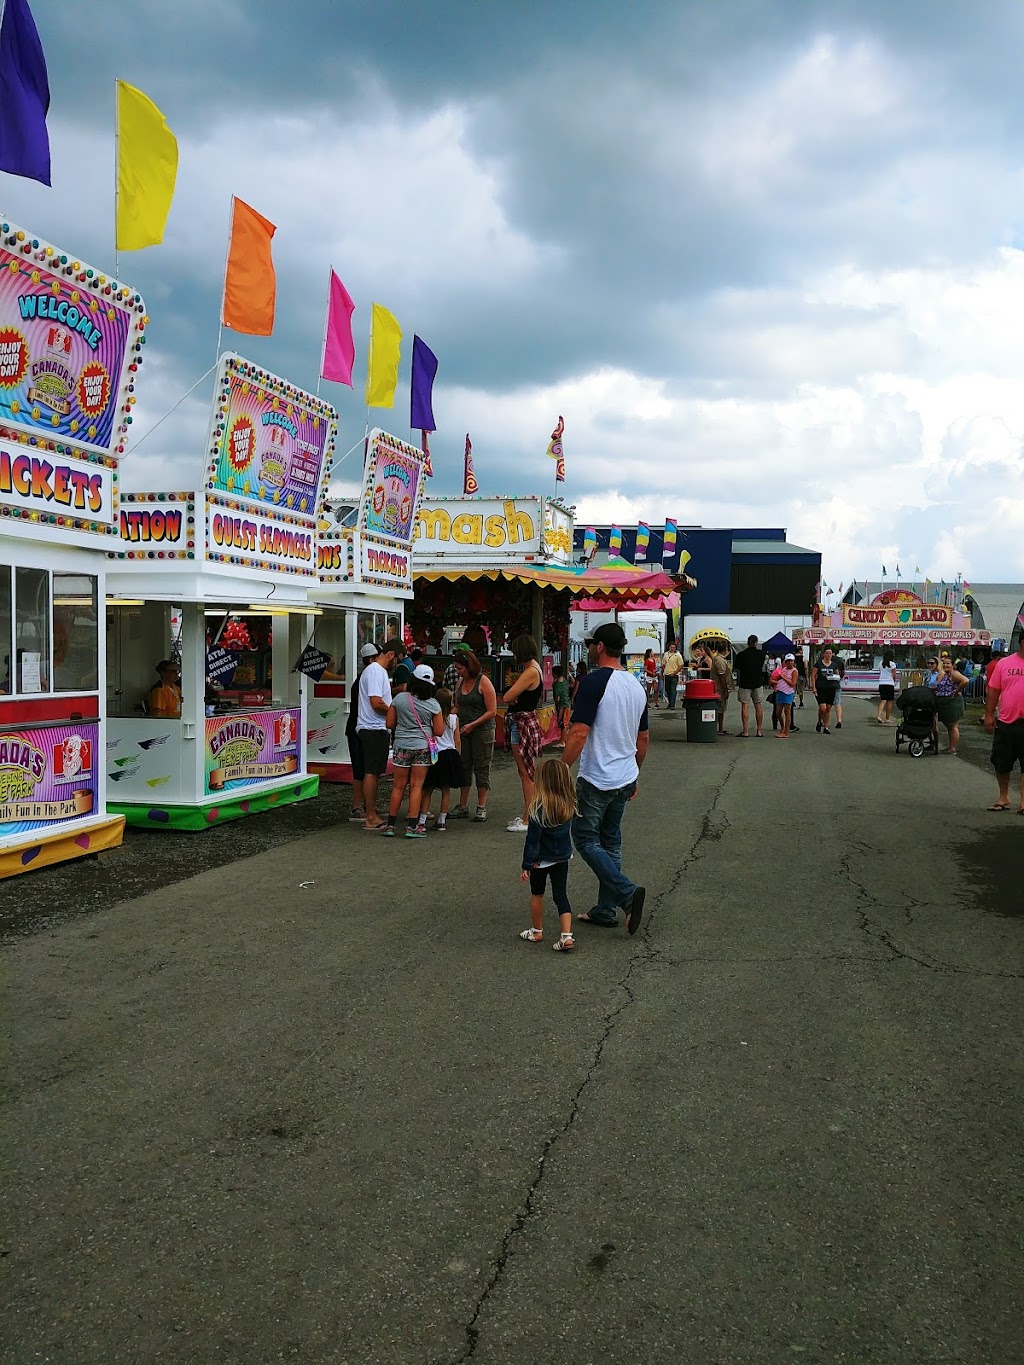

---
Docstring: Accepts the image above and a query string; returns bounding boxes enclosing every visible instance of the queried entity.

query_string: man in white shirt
[562,622,649,935]
[357,639,403,830]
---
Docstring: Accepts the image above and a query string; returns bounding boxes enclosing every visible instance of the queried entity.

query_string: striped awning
[414,558,689,601]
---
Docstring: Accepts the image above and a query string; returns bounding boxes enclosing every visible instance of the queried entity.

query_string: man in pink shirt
[984,637,1024,812]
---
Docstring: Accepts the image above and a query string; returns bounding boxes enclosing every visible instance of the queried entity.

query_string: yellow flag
[116,81,178,252]
[365,303,402,407]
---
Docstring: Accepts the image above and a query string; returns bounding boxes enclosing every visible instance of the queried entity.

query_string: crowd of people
[344,623,1024,946]
[346,622,651,951]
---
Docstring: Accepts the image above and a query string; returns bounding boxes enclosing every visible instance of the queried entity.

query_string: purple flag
[0,0,51,187]
[410,335,438,432]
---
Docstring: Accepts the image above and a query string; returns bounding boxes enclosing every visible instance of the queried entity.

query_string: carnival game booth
[308,429,428,782]
[795,591,992,695]
[105,354,337,830]
[0,219,150,877]
[410,497,679,745]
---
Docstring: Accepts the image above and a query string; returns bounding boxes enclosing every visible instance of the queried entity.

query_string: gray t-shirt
[392,691,440,751]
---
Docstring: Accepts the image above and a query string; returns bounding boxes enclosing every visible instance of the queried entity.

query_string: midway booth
[795,591,992,694]
[308,429,428,782]
[0,218,150,878]
[105,353,336,829]
[409,495,678,746]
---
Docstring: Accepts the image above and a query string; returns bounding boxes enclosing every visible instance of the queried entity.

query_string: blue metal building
[573,525,822,617]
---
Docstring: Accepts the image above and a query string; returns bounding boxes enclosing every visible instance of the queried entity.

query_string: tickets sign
[204,707,302,793]
[359,537,412,589]
[0,439,115,524]
[0,222,146,458]
[206,354,337,519]
[0,722,98,835]
[206,495,315,577]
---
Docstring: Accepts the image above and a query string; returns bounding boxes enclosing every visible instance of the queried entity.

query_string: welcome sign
[206,354,337,519]
[359,431,426,548]
[0,220,146,459]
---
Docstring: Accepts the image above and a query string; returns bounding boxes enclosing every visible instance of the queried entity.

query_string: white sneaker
[506,817,529,832]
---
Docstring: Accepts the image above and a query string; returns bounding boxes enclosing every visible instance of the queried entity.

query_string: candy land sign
[360,431,424,547]
[204,707,302,793]
[0,722,98,836]
[207,354,337,519]
[0,220,146,458]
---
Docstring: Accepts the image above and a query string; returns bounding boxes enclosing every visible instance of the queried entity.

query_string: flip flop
[987,804,1010,812]
[576,912,617,927]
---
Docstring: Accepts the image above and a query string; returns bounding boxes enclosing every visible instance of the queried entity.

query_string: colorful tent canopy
[573,591,681,612]
[414,559,683,601]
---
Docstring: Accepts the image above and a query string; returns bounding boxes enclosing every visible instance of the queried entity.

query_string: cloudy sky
[6,0,1024,584]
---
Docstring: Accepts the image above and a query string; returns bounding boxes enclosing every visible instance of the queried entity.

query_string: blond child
[519,757,577,951]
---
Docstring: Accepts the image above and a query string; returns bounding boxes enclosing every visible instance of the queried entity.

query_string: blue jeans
[572,776,637,925]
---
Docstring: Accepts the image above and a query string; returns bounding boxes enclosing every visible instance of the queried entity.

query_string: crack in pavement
[838,849,1024,981]
[445,761,738,1364]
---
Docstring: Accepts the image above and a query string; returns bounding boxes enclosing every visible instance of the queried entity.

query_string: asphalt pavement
[2,696,1022,1364]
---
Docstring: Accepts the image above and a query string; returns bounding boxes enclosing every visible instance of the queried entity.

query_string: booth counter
[105,570,314,829]
[0,219,149,877]
[104,354,338,828]
[796,591,992,694]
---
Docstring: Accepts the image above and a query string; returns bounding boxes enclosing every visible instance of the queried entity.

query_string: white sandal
[553,933,575,952]
[519,928,543,943]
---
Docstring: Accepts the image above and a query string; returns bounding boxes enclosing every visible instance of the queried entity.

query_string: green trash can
[684,679,719,743]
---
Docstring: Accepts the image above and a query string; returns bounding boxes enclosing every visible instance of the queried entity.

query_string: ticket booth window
[0,566,11,694]
[15,567,50,693]
[53,574,99,692]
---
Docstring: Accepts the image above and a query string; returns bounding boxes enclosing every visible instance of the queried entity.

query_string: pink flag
[321,269,356,387]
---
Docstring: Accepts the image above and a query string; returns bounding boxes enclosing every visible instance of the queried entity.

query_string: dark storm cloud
[25,0,1024,399]
[6,0,1024,575]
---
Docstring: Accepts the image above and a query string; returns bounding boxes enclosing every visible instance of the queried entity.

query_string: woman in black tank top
[503,634,545,833]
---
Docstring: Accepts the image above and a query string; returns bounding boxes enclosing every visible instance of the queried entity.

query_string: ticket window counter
[105,599,316,829]
[307,604,402,782]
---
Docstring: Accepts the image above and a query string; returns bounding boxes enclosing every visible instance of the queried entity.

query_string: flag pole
[215,197,233,368]
[113,80,120,281]
[316,266,331,398]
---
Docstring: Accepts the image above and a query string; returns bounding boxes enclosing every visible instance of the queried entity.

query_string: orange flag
[222,197,277,336]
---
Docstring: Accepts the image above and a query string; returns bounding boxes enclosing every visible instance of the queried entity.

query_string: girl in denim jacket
[519,758,577,951]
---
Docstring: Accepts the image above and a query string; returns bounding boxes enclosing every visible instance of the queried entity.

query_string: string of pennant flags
[815,571,973,610]
[0,0,568,490]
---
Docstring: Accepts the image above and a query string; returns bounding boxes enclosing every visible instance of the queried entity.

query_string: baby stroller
[894,685,939,757]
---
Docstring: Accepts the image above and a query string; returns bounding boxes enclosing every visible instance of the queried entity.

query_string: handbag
[409,696,439,764]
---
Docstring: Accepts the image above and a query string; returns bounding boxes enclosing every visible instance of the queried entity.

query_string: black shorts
[817,689,837,707]
[347,728,365,781]
[991,719,1024,774]
[879,684,895,701]
[358,729,390,777]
